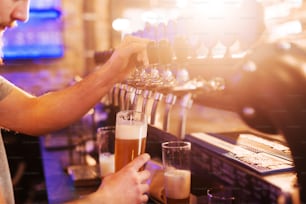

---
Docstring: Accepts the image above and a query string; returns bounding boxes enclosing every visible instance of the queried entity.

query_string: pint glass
[162,141,191,204]
[115,110,147,171]
[96,126,115,178]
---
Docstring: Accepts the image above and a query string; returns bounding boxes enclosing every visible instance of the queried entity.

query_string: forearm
[2,61,119,136]
[0,36,148,135]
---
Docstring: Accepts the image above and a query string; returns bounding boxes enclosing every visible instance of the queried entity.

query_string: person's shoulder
[0,75,11,87]
[0,75,14,101]
[0,75,6,86]
[0,75,14,85]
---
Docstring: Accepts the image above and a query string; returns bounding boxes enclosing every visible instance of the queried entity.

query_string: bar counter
[40,103,294,203]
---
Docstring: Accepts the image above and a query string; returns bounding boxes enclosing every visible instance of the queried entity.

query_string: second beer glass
[115,110,148,171]
[162,141,191,204]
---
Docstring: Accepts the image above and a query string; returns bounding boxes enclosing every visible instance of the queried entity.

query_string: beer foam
[116,123,147,140]
[164,169,191,199]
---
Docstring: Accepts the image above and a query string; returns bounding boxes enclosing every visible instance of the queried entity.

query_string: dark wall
[2,130,48,204]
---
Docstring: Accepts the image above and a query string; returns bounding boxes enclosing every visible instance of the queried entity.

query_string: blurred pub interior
[1,0,306,203]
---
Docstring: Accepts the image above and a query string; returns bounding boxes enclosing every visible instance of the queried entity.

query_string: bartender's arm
[0,36,148,136]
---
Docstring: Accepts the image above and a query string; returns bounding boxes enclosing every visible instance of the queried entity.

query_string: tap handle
[147,41,159,65]
[159,39,173,65]
[173,36,189,62]
[150,92,163,125]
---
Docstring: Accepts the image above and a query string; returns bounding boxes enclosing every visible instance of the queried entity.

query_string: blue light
[3,45,64,59]
[2,0,64,60]
[30,9,62,19]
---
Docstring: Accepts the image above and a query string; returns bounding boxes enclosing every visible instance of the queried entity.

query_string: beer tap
[163,93,177,132]
[173,36,189,61]
[150,92,163,126]
[136,41,160,114]
[141,89,152,113]
[146,40,161,87]
[158,39,176,89]
[124,53,147,112]
[111,83,120,108]
[123,41,159,112]
[173,36,190,86]
[132,89,143,112]
[124,85,136,110]
[118,83,127,111]
[177,93,193,139]
[143,40,172,126]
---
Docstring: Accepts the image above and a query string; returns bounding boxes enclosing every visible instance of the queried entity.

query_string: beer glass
[162,141,191,204]
[115,110,148,171]
[96,126,115,177]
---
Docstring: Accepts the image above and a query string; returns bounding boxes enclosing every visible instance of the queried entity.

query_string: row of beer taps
[100,37,225,139]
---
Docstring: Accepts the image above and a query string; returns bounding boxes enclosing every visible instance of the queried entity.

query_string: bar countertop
[40,103,289,203]
[40,137,98,204]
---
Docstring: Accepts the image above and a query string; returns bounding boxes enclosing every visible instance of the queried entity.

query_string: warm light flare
[118,0,265,52]
[112,18,130,32]
[142,11,162,24]
[269,20,302,40]
[176,0,188,8]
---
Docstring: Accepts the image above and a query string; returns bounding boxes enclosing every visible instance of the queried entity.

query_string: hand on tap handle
[93,36,150,71]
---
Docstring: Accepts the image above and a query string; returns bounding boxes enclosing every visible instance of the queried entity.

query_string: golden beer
[115,110,147,172]
[115,137,146,171]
